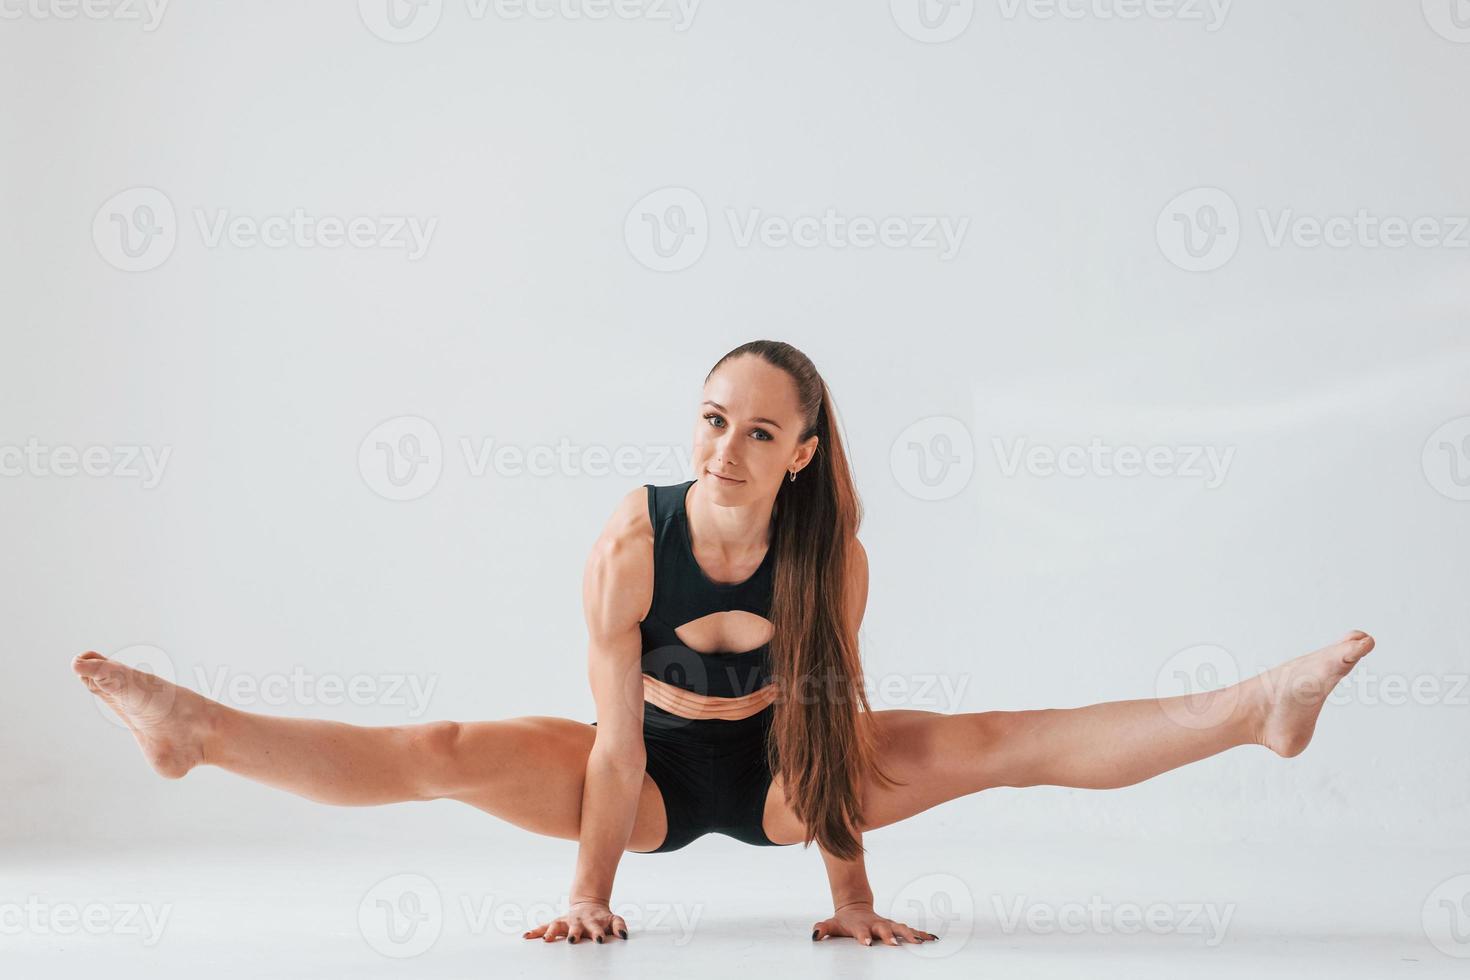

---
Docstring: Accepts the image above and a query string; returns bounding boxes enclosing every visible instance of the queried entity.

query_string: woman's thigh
[442,715,669,854]
[761,708,1007,841]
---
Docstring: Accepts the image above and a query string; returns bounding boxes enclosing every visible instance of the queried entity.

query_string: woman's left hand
[811,903,939,946]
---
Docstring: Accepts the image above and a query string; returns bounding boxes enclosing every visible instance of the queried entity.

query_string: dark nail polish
[569,936,577,944]
[619,929,628,939]
[811,929,819,940]
[596,936,603,944]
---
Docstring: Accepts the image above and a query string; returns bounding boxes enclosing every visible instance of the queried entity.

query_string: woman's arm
[808,536,934,945]
[527,488,653,944]
[812,839,938,945]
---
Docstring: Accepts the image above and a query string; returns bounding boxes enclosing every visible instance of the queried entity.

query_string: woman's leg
[764,631,1374,840]
[71,651,670,851]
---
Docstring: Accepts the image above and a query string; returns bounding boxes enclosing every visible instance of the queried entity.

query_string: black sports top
[639,480,776,700]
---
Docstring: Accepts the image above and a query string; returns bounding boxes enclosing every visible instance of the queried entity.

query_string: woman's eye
[751,429,772,441]
[704,413,725,428]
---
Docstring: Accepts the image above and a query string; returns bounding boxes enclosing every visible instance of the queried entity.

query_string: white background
[3,0,1467,882]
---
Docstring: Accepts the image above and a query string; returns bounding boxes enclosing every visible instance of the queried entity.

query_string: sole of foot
[72,651,207,779]
[1255,630,1375,758]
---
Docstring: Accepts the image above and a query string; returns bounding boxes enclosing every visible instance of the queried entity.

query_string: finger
[590,926,606,944]
[874,923,899,946]
[854,927,874,947]
[611,915,629,940]
[522,924,546,940]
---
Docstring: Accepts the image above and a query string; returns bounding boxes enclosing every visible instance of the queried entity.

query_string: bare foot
[1248,630,1375,758]
[72,651,213,778]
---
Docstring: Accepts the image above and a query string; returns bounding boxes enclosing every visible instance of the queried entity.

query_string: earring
[788,469,797,482]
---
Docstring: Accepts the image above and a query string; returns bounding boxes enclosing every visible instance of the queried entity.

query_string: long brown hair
[706,340,901,860]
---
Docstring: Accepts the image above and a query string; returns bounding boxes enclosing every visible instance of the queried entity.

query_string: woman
[73,339,1375,948]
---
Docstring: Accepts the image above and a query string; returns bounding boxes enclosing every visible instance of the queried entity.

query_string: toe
[1340,631,1375,662]
[73,654,106,677]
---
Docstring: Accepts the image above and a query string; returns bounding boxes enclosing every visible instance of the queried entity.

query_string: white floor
[3,836,1462,978]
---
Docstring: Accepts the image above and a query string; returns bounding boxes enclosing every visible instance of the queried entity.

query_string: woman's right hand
[522,901,629,944]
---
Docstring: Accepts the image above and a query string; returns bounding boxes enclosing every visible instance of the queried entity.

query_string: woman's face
[692,356,817,501]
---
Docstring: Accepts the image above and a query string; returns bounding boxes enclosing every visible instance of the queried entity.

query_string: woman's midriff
[642,673,778,721]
